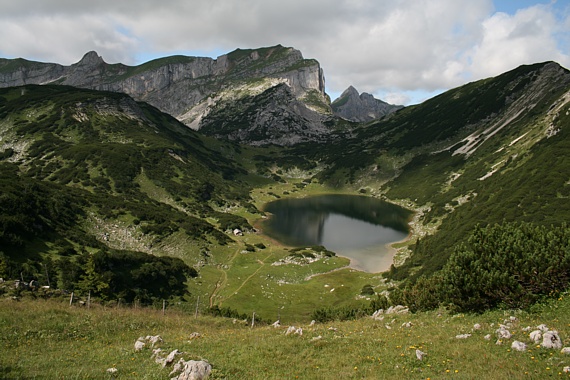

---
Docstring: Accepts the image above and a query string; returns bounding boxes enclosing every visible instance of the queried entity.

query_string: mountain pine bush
[396,222,570,312]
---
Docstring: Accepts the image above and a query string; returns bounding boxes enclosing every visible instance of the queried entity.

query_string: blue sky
[0,0,568,105]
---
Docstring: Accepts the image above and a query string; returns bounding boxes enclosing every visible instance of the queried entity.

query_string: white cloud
[465,5,570,80]
[0,0,568,105]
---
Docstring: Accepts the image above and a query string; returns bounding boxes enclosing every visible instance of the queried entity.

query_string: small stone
[161,349,180,367]
[561,347,570,355]
[529,330,542,343]
[189,332,201,339]
[416,349,426,361]
[496,326,512,339]
[473,323,482,330]
[484,334,491,340]
[456,334,472,339]
[537,324,549,332]
[106,368,118,374]
[564,366,570,373]
[511,341,527,352]
[134,340,145,351]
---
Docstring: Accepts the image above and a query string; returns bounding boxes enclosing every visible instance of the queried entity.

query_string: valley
[0,46,570,378]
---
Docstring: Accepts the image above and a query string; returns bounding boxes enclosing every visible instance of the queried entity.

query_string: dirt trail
[208,249,274,307]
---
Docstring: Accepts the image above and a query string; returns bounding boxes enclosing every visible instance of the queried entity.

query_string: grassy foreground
[1,296,570,379]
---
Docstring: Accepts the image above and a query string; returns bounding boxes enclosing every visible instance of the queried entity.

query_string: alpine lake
[261,194,413,273]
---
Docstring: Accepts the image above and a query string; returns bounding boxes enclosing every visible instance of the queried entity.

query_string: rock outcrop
[332,86,403,122]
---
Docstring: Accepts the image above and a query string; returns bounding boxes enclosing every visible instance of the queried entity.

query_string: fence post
[194,296,200,319]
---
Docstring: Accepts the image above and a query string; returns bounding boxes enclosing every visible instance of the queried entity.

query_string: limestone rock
[188,332,201,340]
[415,349,426,361]
[285,326,303,336]
[511,341,527,351]
[496,326,512,339]
[169,359,212,380]
[134,340,145,352]
[529,330,542,343]
[542,331,562,349]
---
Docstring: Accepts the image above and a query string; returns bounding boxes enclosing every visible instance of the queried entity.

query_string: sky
[0,0,569,105]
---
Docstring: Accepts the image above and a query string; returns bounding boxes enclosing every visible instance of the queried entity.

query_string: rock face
[0,45,332,145]
[332,86,403,122]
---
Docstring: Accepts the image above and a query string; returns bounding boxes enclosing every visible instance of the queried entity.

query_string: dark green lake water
[262,194,412,273]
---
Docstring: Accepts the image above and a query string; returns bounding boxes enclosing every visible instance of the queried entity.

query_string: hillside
[0,49,570,328]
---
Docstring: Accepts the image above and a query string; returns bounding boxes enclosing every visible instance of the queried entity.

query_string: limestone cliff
[0,45,331,145]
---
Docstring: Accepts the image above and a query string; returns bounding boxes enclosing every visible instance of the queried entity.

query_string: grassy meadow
[1,294,570,379]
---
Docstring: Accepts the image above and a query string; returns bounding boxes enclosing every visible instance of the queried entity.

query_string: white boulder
[529,330,542,343]
[542,331,562,349]
[511,341,527,352]
[169,359,212,380]
[134,340,145,351]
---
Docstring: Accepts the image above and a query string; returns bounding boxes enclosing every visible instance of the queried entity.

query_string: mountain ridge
[0,45,332,145]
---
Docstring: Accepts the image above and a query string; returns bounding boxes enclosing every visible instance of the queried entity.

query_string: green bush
[397,222,570,312]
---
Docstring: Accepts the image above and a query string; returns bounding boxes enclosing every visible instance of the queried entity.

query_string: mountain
[0,45,332,145]
[331,85,403,122]
[1,47,570,318]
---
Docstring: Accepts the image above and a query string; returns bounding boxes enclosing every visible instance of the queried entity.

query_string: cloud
[464,5,570,80]
[0,0,568,105]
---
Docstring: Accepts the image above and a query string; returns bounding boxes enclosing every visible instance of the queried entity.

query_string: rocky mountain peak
[332,86,403,122]
[75,51,104,66]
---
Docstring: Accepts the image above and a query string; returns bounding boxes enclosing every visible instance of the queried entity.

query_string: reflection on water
[262,194,412,272]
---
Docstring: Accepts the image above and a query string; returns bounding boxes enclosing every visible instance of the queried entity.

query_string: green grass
[2,294,570,379]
